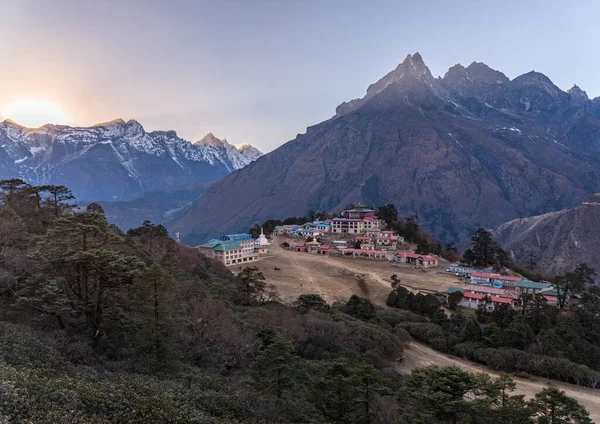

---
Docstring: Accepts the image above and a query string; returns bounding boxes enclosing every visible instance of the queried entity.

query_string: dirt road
[400,342,600,422]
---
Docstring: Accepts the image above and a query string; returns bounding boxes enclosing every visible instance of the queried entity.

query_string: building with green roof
[197,239,259,266]
[515,279,551,294]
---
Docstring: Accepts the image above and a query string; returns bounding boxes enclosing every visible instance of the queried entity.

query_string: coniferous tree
[251,335,300,399]
[532,387,592,424]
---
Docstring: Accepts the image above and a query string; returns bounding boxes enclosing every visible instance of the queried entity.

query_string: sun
[2,99,70,128]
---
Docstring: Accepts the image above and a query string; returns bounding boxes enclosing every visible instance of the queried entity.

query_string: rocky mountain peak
[401,52,428,75]
[196,132,227,146]
[92,118,127,127]
[465,62,509,84]
[336,52,439,116]
[567,84,589,103]
[1,119,22,128]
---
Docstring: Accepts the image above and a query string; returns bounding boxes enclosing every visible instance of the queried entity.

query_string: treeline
[0,179,593,422]
[386,269,600,389]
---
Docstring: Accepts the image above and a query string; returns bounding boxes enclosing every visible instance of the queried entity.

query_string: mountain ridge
[0,119,262,201]
[493,195,600,276]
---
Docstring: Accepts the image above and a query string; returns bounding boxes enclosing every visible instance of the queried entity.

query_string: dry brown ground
[255,238,464,305]
[251,238,600,420]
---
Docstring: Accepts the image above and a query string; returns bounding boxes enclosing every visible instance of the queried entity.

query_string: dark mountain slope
[170,53,600,244]
[493,195,600,276]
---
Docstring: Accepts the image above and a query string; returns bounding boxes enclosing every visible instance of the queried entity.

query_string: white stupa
[258,227,270,246]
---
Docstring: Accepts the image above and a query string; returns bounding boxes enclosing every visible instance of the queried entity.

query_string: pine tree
[532,387,592,424]
[40,185,75,217]
[236,266,267,306]
[251,335,299,399]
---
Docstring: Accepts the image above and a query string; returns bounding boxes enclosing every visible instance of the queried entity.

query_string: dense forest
[0,179,593,423]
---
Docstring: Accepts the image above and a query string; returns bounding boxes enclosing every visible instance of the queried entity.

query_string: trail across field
[401,342,600,422]
[253,239,600,421]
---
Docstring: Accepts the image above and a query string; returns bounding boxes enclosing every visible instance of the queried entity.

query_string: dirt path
[400,342,600,422]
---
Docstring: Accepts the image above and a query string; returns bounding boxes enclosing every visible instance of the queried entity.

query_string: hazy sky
[1,0,599,152]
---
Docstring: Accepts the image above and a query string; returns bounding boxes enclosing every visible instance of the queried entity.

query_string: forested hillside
[0,179,593,423]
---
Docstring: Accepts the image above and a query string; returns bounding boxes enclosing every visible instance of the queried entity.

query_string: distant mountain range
[170,53,600,245]
[0,119,261,201]
[493,195,600,277]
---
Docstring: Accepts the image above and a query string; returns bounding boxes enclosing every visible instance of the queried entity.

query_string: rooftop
[223,233,251,238]
[198,240,242,251]
[398,251,438,261]
[515,280,551,290]
[447,287,464,294]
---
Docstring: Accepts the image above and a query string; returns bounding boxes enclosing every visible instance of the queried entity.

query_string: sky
[1,0,599,152]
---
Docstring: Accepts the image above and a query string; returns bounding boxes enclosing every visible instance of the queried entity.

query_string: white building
[197,233,259,266]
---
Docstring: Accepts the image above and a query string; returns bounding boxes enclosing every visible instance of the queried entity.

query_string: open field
[251,239,600,420]
[400,342,600,422]
[252,238,463,305]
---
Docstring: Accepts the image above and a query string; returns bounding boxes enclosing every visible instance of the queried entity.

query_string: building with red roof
[394,251,439,268]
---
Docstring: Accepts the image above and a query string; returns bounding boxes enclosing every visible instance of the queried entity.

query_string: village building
[295,228,320,238]
[197,239,259,266]
[220,233,256,260]
[446,264,475,277]
[331,204,384,234]
[273,225,297,235]
[309,222,331,232]
[332,240,348,249]
[375,235,400,250]
[365,228,382,237]
[394,251,439,268]
[318,245,333,255]
[354,235,372,244]
[470,272,522,287]
[458,291,514,310]
[290,241,307,252]
[514,280,552,295]
[360,243,375,250]
[341,248,390,260]
[470,272,498,285]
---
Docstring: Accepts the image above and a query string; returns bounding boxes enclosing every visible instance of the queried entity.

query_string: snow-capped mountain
[0,118,262,201]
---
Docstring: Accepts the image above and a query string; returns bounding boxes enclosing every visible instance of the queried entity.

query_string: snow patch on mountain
[0,119,262,200]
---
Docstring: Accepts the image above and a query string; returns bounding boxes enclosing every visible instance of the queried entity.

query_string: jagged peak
[443,64,468,80]
[126,119,142,126]
[465,61,509,84]
[92,118,127,127]
[567,84,589,102]
[196,132,228,147]
[1,118,23,127]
